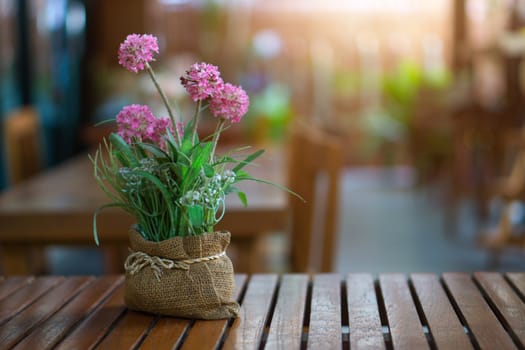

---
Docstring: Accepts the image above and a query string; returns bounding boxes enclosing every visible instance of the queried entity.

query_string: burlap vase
[124,229,240,319]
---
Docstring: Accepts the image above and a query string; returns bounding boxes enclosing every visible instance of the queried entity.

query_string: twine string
[124,250,226,281]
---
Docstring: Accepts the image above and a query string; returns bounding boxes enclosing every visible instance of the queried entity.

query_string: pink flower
[209,83,250,123]
[118,34,159,73]
[116,105,172,147]
[180,62,223,101]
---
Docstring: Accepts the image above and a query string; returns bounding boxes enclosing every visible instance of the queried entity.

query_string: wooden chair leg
[102,247,127,274]
[232,237,257,273]
[30,247,49,275]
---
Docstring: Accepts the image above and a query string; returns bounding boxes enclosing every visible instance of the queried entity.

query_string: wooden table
[0,147,287,274]
[1,272,524,349]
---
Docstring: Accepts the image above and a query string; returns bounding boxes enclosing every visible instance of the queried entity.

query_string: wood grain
[0,276,34,300]
[379,274,429,349]
[308,274,342,349]
[346,274,385,350]
[0,273,521,348]
[0,276,63,326]
[506,272,525,298]
[0,277,92,349]
[13,275,123,350]
[179,274,248,350]
[223,274,279,350]
[410,273,472,349]
[474,272,525,347]
[265,274,309,349]
[96,310,156,349]
[55,284,127,349]
[138,317,191,350]
[141,275,246,349]
[442,272,516,349]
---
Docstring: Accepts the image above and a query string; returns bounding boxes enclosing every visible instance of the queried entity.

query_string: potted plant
[91,34,279,319]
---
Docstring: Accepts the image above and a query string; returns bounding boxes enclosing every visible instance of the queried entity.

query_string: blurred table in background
[0,146,287,275]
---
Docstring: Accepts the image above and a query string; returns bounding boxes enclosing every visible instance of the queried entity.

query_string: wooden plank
[223,274,279,350]
[307,273,342,349]
[506,273,525,298]
[13,275,124,350]
[0,276,34,300]
[265,274,309,350]
[55,284,127,350]
[410,273,472,349]
[179,274,248,350]
[474,272,525,347]
[379,274,429,349]
[0,276,63,325]
[346,274,385,350]
[138,318,192,350]
[0,276,93,349]
[96,310,156,350]
[442,273,516,350]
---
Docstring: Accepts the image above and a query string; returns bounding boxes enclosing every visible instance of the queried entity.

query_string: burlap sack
[124,229,240,319]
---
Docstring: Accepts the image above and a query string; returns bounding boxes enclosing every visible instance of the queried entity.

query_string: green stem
[192,100,202,144]
[210,119,226,162]
[145,62,181,145]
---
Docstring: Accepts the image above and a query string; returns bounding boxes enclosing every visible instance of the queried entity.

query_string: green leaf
[237,174,305,202]
[188,205,204,227]
[203,164,214,177]
[109,133,139,167]
[166,130,179,155]
[94,118,116,127]
[132,170,178,229]
[232,149,265,173]
[93,203,130,245]
[182,143,213,191]
[137,142,170,159]
[237,191,248,207]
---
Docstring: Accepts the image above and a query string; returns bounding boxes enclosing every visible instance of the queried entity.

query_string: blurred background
[2,0,525,275]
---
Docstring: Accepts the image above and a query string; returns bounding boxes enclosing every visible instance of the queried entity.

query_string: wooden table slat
[97,311,156,350]
[223,274,279,350]
[0,273,522,349]
[442,272,517,350]
[506,273,525,299]
[346,273,385,350]
[474,272,525,347]
[179,274,248,350]
[0,276,63,326]
[55,284,127,350]
[410,273,473,350]
[0,276,93,349]
[138,317,192,350]
[12,276,123,350]
[0,276,34,301]
[265,274,309,350]
[307,274,342,350]
[379,274,429,349]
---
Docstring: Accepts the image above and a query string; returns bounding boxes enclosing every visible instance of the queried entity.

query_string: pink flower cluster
[116,104,172,145]
[209,83,250,123]
[180,63,223,102]
[118,34,159,73]
[116,33,250,127]
[180,62,250,123]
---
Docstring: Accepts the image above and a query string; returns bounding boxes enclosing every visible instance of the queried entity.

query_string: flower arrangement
[92,34,271,244]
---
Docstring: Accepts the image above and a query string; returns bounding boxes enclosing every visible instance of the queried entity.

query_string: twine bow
[124,250,226,281]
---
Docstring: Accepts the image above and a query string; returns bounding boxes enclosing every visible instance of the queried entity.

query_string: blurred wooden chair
[1,106,46,274]
[3,107,43,185]
[478,125,525,265]
[287,122,344,272]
